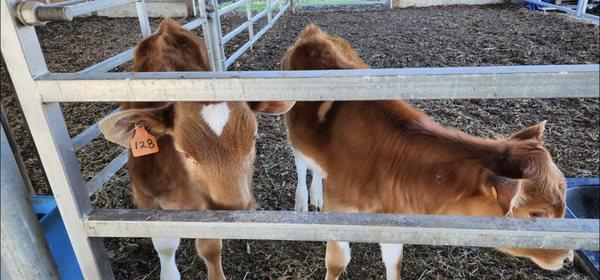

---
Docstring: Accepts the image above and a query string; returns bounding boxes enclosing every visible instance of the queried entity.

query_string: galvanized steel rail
[212,0,291,69]
[85,210,600,250]
[34,64,600,102]
[1,0,599,278]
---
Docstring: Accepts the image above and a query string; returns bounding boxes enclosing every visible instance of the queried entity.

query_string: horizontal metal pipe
[46,0,87,7]
[78,48,135,74]
[222,7,269,43]
[34,64,600,102]
[69,0,139,16]
[84,209,600,250]
[71,108,120,150]
[85,149,128,195]
[181,16,207,30]
[218,0,251,16]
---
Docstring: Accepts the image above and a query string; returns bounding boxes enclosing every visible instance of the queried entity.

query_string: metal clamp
[16,0,73,26]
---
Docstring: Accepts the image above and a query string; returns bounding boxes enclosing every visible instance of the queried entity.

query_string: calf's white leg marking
[292,149,327,211]
[200,102,230,136]
[293,149,309,212]
[152,237,181,280]
[380,243,403,280]
[310,169,324,211]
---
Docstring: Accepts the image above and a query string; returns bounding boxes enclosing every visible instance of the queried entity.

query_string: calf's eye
[529,211,546,218]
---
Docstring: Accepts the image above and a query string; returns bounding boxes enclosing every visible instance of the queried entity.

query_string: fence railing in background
[210,0,291,69]
[525,0,599,24]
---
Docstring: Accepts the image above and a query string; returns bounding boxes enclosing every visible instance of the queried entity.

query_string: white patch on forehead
[200,102,230,136]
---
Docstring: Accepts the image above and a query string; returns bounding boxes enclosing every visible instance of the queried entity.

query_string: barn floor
[1,3,599,280]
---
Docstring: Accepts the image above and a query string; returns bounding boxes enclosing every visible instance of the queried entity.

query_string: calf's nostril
[563,258,573,264]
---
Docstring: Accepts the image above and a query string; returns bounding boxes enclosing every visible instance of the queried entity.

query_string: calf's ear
[99,104,174,147]
[510,121,546,142]
[248,101,296,115]
[487,175,522,215]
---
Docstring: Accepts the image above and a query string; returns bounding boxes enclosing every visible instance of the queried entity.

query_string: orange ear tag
[130,126,159,157]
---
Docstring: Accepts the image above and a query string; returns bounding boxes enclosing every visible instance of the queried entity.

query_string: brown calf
[283,24,573,280]
[100,18,294,280]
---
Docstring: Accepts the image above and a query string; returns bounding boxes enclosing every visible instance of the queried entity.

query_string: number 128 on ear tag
[130,126,159,157]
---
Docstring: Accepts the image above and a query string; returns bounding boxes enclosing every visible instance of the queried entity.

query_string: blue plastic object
[30,196,83,280]
[566,178,600,280]
[526,0,555,10]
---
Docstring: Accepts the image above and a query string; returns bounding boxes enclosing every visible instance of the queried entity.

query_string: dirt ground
[1,3,599,280]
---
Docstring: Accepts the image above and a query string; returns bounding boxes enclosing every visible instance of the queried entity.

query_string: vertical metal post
[267,0,272,22]
[203,0,225,71]
[0,0,114,279]
[1,122,60,280]
[246,0,254,48]
[291,0,295,13]
[135,0,151,38]
[576,0,588,17]
[388,0,393,9]
[185,0,197,17]
[1,104,34,195]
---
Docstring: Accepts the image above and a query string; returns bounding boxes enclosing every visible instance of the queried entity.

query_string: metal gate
[1,0,598,278]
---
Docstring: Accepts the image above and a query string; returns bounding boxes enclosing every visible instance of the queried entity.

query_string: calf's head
[100,18,294,207]
[483,122,573,270]
[281,23,369,70]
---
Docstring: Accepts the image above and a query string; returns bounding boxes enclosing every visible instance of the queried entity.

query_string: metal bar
[246,0,254,43]
[205,0,225,71]
[576,0,588,16]
[0,0,114,278]
[181,15,206,30]
[84,210,600,250]
[68,0,139,16]
[525,0,599,24]
[134,0,151,38]
[78,47,135,74]
[1,122,60,280]
[218,0,250,16]
[224,2,287,67]
[35,64,600,102]
[266,0,272,22]
[222,7,268,43]
[85,149,128,195]
[71,108,120,150]
[46,0,87,7]
[1,105,34,195]
[185,0,196,17]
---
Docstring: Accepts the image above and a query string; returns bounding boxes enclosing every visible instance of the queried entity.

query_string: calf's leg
[310,169,324,211]
[196,238,226,280]
[133,187,182,280]
[325,241,351,280]
[293,149,309,211]
[380,243,403,280]
[152,237,181,280]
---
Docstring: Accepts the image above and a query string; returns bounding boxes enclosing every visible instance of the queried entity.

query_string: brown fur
[283,24,572,278]
[103,18,293,279]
